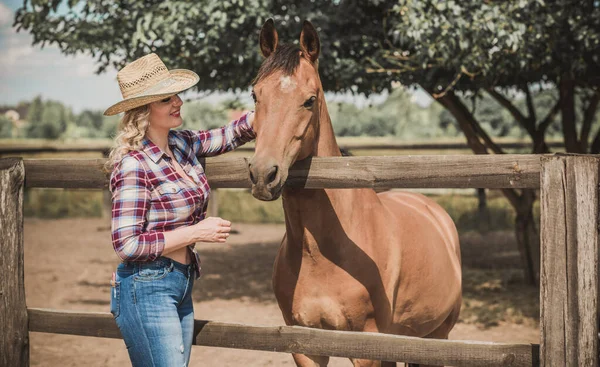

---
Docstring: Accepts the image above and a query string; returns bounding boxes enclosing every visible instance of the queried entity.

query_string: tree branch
[591,127,600,154]
[533,100,561,153]
[431,90,488,154]
[523,84,536,123]
[559,73,581,152]
[486,88,536,138]
[580,90,600,152]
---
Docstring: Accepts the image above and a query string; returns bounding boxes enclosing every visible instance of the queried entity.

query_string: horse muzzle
[248,157,285,201]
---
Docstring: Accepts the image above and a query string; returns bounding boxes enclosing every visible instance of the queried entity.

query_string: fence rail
[23,155,540,189]
[0,139,566,155]
[28,307,537,367]
[2,154,599,367]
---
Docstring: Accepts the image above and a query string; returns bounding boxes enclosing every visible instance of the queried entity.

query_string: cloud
[0,3,12,28]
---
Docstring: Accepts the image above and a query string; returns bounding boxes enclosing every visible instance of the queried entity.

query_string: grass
[23,187,537,234]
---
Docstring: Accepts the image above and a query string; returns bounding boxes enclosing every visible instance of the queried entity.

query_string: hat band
[129,77,179,99]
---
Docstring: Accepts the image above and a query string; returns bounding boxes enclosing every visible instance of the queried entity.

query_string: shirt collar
[141,131,178,164]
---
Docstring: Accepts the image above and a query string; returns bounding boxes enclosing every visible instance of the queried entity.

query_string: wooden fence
[0,139,565,156]
[1,154,598,367]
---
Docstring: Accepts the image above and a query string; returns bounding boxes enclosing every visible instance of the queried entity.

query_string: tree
[14,0,391,94]
[0,116,13,138]
[368,0,600,285]
[25,97,71,139]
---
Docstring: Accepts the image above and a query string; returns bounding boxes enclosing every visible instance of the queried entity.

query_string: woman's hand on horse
[192,217,232,243]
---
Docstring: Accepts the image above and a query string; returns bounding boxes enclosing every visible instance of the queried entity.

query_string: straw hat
[104,53,199,116]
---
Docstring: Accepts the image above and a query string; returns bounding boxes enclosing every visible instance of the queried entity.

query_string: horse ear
[300,20,320,62]
[259,18,278,58]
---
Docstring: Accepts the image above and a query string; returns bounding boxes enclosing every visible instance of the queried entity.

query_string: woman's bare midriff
[164,246,191,264]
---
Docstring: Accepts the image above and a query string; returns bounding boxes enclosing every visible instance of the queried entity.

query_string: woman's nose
[173,94,183,106]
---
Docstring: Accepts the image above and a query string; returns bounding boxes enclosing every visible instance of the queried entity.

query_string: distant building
[5,110,20,122]
[4,109,26,132]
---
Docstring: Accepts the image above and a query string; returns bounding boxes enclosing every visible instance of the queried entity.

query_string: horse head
[248,19,324,201]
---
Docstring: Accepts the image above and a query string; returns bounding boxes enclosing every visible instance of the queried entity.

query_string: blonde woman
[104,53,255,366]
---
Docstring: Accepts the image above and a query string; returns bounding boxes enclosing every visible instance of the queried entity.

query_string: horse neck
[313,92,342,157]
[282,90,375,249]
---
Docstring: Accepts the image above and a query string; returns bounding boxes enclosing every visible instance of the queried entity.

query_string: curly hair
[103,105,151,175]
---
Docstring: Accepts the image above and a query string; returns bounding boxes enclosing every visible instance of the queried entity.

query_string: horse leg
[408,304,461,367]
[292,353,330,366]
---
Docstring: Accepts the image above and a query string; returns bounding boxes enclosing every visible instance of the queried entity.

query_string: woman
[103,53,255,366]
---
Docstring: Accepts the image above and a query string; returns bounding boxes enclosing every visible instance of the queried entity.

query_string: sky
[0,0,431,114]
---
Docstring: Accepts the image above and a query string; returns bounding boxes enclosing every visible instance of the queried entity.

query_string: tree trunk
[476,188,490,233]
[513,190,540,286]
[559,73,581,153]
[434,91,539,285]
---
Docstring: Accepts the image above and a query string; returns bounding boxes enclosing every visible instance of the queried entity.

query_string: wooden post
[540,155,599,367]
[208,188,219,218]
[0,158,28,367]
[101,151,112,221]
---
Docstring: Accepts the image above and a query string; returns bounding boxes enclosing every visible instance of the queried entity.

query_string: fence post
[208,189,219,218]
[540,155,599,367]
[0,158,28,367]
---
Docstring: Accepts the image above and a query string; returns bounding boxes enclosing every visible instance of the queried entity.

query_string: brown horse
[248,19,462,367]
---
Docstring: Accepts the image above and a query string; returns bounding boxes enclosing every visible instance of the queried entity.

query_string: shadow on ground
[192,241,280,303]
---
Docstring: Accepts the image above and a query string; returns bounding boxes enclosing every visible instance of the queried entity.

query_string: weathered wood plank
[0,138,565,155]
[0,158,28,367]
[28,308,537,366]
[23,155,541,189]
[540,156,599,367]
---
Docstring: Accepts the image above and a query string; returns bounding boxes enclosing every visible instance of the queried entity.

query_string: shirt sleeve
[110,155,165,262]
[178,111,256,158]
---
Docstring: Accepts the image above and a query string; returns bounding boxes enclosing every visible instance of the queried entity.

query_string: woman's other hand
[192,217,231,243]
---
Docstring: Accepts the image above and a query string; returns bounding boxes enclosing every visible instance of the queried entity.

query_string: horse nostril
[249,169,257,185]
[267,165,279,185]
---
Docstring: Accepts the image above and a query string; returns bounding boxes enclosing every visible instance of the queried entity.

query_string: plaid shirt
[110,112,255,278]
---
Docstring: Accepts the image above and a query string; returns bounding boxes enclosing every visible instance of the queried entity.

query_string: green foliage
[23,188,104,218]
[0,116,13,138]
[180,100,231,130]
[14,0,394,94]
[218,189,285,224]
[379,1,600,91]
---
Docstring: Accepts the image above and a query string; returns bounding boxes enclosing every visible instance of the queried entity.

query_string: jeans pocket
[134,265,169,282]
[110,281,121,318]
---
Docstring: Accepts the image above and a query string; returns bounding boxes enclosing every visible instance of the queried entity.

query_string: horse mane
[253,44,303,85]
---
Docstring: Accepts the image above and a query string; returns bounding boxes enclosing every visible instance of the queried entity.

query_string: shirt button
[171,187,177,193]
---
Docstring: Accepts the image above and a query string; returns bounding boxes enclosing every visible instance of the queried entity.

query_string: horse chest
[288,271,374,331]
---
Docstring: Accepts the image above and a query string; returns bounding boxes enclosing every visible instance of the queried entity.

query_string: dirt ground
[24,218,539,367]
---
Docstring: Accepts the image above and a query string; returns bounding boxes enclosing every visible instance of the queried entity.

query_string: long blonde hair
[103,105,151,175]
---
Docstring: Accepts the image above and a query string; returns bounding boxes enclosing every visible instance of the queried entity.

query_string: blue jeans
[110,257,196,367]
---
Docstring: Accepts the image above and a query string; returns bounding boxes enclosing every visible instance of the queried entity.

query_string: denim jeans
[110,257,195,367]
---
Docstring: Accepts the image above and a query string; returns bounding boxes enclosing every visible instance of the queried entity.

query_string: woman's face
[148,94,183,130]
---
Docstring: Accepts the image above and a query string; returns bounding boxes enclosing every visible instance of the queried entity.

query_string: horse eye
[303,96,316,109]
[251,91,257,104]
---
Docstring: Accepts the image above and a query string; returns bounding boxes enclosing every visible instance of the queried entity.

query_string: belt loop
[168,260,174,272]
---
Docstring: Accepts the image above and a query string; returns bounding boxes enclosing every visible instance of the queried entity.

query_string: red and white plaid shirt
[110,112,255,278]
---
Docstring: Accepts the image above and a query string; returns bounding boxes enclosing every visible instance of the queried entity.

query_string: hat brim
[103,69,200,116]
